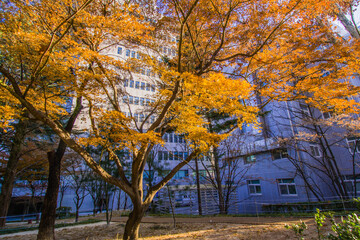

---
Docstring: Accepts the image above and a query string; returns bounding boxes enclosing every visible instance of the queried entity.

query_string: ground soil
[1,213,331,240]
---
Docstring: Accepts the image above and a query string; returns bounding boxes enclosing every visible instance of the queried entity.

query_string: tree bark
[194,157,202,215]
[37,96,82,240]
[37,151,61,240]
[335,7,360,39]
[123,206,145,240]
[212,147,226,214]
[0,119,28,227]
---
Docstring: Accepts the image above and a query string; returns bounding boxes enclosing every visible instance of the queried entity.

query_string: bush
[285,206,360,240]
[328,213,360,240]
[263,199,359,213]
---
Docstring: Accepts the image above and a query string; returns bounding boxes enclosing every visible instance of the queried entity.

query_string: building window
[272,148,289,160]
[146,98,150,106]
[342,175,360,193]
[299,103,310,116]
[309,144,321,157]
[123,95,128,103]
[174,170,188,179]
[158,151,163,161]
[168,133,173,143]
[124,79,128,87]
[168,151,173,161]
[248,180,261,195]
[347,137,360,153]
[129,96,133,104]
[131,51,135,58]
[117,47,122,55]
[163,151,168,161]
[322,111,332,119]
[134,97,139,105]
[129,80,134,88]
[174,151,179,160]
[126,49,130,57]
[278,178,297,195]
[136,52,140,59]
[135,81,140,89]
[140,98,144,106]
[139,114,144,122]
[244,155,256,164]
[146,83,150,91]
[141,82,145,90]
[134,113,138,122]
[151,84,155,92]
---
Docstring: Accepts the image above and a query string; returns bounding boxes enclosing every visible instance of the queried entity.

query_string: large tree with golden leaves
[1,0,360,239]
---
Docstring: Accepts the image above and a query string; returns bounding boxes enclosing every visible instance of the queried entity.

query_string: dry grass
[2,218,326,240]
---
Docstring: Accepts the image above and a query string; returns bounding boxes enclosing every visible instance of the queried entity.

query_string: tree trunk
[37,151,61,240]
[75,207,79,223]
[117,190,121,211]
[166,185,176,228]
[194,157,202,215]
[123,207,144,240]
[37,96,82,239]
[213,148,226,214]
[0,119,28,227]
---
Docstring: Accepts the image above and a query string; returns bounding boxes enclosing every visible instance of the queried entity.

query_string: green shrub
[285,205,360,240]
[327,213,360,240]
[285,220,307,240]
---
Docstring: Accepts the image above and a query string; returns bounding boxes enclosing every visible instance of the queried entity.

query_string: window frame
[134,97,139,105]
[272,148,289,160]
[247,180,262,195]
[322,111,332,119]
[278,178,297,196]
[347,137,360,154]
[129,80,134,88]
[309,144,321,157]
[342,175,360,194]
[244,154,256,164]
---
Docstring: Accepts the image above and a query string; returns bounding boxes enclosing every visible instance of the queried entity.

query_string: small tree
[66,156,89,223]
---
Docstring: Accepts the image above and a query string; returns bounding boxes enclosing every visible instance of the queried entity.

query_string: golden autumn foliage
[1,0,360,238]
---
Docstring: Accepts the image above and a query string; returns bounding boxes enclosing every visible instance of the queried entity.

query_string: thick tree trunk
[123,206,145,240]
[37,96,82,240]
[37,151,61,240]
[0,119,28,227]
